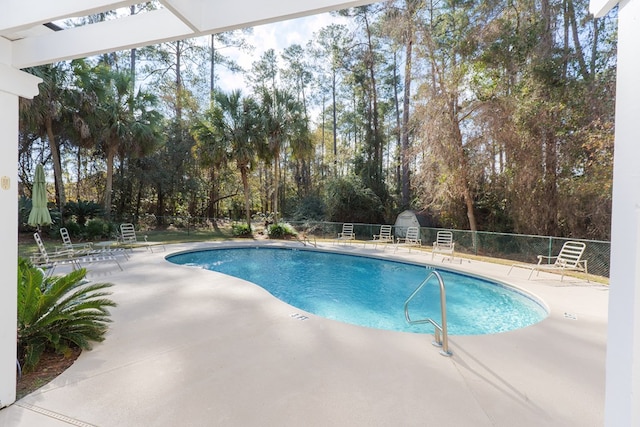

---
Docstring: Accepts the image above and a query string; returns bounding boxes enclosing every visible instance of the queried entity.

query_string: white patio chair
[371,225,394,248]
[508,241,588,281]
[335,223,356,244]
[394,226,422,252]
[432,230,455,261]
[60,227,130,260]
[59,227,93,252]
[32,232,122,277]
[120,223,165,252]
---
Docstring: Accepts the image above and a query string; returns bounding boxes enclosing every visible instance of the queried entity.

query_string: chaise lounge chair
[335,223,356,244]
[432,230,455,261]
[508,241,588,281]
[119,223,165,252]
[59,227,93,252]
[59,227,129,259]
[394,226,422,252]
[32,232,122,277]
[371,224,394,248]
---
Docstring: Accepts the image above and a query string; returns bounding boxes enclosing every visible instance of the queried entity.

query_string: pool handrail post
[403,269,452,357]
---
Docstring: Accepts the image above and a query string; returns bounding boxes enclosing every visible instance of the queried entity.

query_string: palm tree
[211,90,263,227]
[20,63,71,215]
[288,112,313,197]
[72,60,162,218]
[192,108,229,219]
[17,258,116,372]
[259,88,305,222]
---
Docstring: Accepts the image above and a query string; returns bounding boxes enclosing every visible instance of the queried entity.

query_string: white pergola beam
[12,9,194,68]
[0,38,10,65]
[163,0,381,33]
[159,0,203,32]
[589,0,622,16]
[12,0,382,69]
[0,0,138,35]
[0,63,43,98]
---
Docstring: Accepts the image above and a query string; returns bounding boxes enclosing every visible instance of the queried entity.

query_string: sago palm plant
[17,258,117,372]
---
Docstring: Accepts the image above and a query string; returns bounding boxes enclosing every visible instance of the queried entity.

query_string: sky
[216,12,349,93]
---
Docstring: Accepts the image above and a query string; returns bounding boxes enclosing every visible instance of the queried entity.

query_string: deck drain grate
[17,402,97,427]
[564,312,578,320]
[290,313,309,321]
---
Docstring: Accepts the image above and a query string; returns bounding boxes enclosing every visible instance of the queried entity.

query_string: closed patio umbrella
[27,163,52,229]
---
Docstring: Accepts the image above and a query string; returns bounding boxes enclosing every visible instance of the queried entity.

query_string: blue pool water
[166,247,547,335]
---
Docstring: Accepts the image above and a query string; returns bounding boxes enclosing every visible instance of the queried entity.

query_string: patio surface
[0,240,608,426]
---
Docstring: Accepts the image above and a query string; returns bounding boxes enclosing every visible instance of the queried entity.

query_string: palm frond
[17,258,117,371]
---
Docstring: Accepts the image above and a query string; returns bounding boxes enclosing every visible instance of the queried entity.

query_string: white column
[0,49,41,407]
[0,90,19,408]
[605,0,640,424]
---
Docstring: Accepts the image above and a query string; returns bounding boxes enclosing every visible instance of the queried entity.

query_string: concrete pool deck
[1,241,608,426]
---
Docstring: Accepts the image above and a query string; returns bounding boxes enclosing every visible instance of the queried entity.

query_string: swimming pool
[166,247,548,335]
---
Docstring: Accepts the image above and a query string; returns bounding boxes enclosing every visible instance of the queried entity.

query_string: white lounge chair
[371,225,394,248]
[432,230,455,261]
[60,227,129,259]
[32,232,122,277]
[120,223,165,252]
[59,227,93,252]
[395,226,422,252]
[335,223,355,244]
[508,241,588,281]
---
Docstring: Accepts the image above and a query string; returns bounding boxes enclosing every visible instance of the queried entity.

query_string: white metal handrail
[404,269,452,356]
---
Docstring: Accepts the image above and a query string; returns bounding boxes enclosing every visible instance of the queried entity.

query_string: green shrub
[268,223,298,239]
[64,200,103,226]
[232,223,252,237]
[48,208,61,229]
[85,218,110,239]
[18,196,32,232]
[17,258,116,372]
[62,221,82,237]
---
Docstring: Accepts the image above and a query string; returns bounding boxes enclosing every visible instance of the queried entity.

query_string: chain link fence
[117,216,610,279]
[286,221,611,278]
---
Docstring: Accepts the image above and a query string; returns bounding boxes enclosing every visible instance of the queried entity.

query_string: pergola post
[0,90,20,408]
[0,48,42,407]
[602,0,640,424]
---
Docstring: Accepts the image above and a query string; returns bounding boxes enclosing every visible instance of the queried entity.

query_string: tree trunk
[211,34,215,105]
[207,167,218,218]
[104,142,117,219]
[543,128,558,235]
[135,179,143,223]
[539,0,558,235]
[400,27,413,208]
[45,117,65,216]
[156,182,165,226]
[392,52,402,197]
[449,97,478,232]
[176,40,183,122]
[366,20,382,185]
[240,166,252,227]
[567,0,589,79]
[332,67,338,176]
[272,144,280,222]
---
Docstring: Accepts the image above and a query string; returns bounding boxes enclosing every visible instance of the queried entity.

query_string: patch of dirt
[16,348,81,400]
